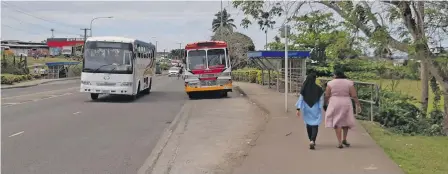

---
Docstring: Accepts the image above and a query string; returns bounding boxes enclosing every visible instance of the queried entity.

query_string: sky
[1,1,446,54]
[1,0,277,52]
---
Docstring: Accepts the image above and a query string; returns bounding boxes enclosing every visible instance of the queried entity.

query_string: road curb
[234,85,270,116]
[226,85,271,174]
[137,102,192,174]
[1,77,80,89]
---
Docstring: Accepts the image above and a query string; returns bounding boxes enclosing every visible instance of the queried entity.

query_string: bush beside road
[1,73,40,85]
[232,62,447,173]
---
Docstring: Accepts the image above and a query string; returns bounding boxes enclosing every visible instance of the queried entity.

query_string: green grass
[27,57,78,66]
[360,121,448,174]
[368,79,444,112]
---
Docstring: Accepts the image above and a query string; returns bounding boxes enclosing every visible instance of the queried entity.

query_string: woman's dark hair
[334,69,347,79]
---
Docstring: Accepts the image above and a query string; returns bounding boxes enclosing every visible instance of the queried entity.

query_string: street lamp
[151,37,158,52]
[283,2,305,112]
[90,16,113,37]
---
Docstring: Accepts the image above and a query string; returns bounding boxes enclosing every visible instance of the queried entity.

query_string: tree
[212,8,237,32]
[168,49,185,60]
[233,1,448,134]
[211,27,255,69]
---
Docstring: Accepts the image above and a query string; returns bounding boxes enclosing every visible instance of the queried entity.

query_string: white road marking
[364,164,378,170]
[2,93,75,108]
[73,112,81,115]
[9,131,24,137]
[1,87,79,100]
[3,103,19,105]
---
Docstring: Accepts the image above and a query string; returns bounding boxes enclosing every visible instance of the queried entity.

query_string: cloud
[2,1,275,51]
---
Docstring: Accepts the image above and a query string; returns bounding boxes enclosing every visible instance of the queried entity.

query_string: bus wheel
[141,79,151,94]
[133,85,140,100]
[222,92,228,98]
[187,93,195,99]
[90,93,99,100]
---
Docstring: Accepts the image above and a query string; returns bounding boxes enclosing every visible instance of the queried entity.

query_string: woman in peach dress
[324,69,361,148]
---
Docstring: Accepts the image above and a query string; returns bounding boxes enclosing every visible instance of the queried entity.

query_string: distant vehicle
[62,46,72,57]
[155,63,162,74]
[168,66,180,76]
[183,41,232,99]
[80,36,156,100]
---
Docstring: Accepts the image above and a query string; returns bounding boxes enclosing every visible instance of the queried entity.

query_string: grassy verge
[368,79,444,112]
[360,120,448,174]
[27,57,78,66]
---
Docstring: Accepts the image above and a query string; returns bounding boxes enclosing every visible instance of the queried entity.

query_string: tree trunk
[421,60,429,113]
[443,87,448,135]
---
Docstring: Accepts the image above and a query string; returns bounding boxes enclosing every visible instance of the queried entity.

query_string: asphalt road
[1,76,189,174]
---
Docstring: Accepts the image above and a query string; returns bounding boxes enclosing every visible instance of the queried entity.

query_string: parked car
[168,67,180,76]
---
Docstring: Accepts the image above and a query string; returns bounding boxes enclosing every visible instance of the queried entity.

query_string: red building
[47,38,84,47]
[47,38,84,56]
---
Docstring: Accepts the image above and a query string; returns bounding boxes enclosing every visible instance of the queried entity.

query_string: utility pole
[50,28,54,38]
[265,30,268,50]
[177,42,182,60]
[81,28,91,46]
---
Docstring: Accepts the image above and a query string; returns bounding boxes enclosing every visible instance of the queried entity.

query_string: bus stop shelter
[45,62,81,79]
[247,51,310,95]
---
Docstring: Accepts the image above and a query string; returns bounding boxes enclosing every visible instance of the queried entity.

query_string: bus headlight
[121,82,133,86]
[81,81,91,85]
[220,72,231,76]
[188,82,199,87]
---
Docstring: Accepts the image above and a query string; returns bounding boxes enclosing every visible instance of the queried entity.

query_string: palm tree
[212,8,237,32]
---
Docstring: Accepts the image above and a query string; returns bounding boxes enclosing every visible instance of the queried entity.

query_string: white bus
[80,36,156,100]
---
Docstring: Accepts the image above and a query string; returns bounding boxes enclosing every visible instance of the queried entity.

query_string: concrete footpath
[232,82,404,174]
[139,91,267,174]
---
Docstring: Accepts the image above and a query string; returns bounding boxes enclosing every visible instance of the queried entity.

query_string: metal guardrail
[318,78,380,122]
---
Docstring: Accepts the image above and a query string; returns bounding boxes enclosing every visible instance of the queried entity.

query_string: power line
[3,14,81,36]
[2,24,45,36]
[1,1,82,30]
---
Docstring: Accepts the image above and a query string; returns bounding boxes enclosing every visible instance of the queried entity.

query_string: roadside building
[1,40,49,57]
[46,38,84,57]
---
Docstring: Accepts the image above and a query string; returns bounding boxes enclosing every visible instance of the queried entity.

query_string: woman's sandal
[337,144,344,149]
[342,140,351,147]
[309,142,316,150]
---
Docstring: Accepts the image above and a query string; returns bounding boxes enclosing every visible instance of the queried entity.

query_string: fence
[1,54,29,74]
[318,78,380,121]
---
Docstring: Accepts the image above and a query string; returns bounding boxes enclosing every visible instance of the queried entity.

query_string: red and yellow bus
[183,41,232,99]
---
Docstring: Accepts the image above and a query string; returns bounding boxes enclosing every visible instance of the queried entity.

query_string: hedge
[232,68,279,84]
[1,74,40,85]
[232,68,445,136]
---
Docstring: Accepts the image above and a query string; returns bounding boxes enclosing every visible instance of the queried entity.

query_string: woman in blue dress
[295,72,324,150]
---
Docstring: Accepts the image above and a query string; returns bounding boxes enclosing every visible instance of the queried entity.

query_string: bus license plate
[201,81,216,86]
[102,90,110,93]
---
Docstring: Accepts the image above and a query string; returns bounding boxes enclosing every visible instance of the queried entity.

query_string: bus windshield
[207,49,226,68]
[187,50,206,70]
[83,41,133,74]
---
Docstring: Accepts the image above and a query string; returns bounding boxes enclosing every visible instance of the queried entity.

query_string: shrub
[159,63,170,70]
[1,74,34,84]
[361,89,444,136]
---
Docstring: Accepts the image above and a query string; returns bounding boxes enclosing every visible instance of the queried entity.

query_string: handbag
[323,104,328,111]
